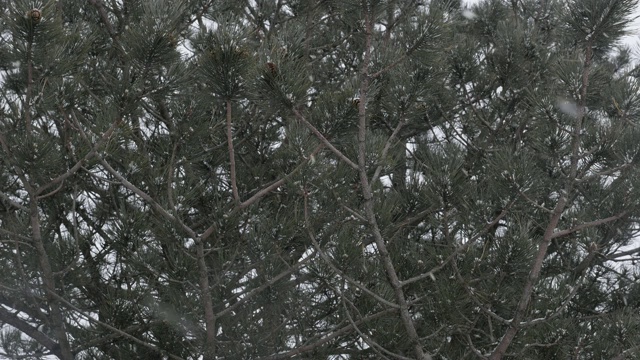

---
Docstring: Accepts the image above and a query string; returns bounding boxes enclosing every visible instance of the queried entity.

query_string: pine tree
[1,0,640,359]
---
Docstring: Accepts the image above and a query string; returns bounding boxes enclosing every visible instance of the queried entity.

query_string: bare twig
[370,119,405,185]
[550,212,628,240]
[606,245,640,260]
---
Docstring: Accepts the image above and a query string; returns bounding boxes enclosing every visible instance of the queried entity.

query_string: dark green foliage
[2,0,640,359]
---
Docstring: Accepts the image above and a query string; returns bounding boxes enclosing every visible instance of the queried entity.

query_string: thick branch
[29,197,74,360]
[0,306,63,358]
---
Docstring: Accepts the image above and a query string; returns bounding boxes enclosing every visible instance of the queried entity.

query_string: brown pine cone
[27,8,41,24]
[265,62,278,75]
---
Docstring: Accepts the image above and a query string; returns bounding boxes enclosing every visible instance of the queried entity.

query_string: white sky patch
[379,174,392,187]
[556,98,579,118]
[461,9,477,20]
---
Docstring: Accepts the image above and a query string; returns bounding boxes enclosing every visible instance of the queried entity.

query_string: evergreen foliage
[1,0,640,359]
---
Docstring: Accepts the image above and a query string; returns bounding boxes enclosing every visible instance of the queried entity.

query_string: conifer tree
[1,0,640,359]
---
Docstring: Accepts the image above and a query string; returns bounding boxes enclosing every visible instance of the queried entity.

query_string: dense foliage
[1,0,640,359]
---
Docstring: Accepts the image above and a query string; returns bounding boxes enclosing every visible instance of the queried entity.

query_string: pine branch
[338,292,410,360]
[253,307,398,360]
[303,190,400,310]
[34,107,122,197]
[612,343,640,360]
[28,197,74,360]
[293,108,359,170]
[216,252,316,317]
[489,41,595,360]
[0,190,27,211]
[401,199,517,286]
[87,0,117,39]
[226,99,240,203]
[356,10,431,360]
[550,211,629,239]
[0,306,63,359]
[47,291,186,360]
[234,144,322,210]
[370,118,405,185]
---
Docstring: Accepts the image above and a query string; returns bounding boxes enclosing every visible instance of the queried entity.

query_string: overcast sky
[460,0,640,58]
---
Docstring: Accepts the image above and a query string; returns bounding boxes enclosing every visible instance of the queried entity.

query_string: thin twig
[550,212,628,240]
[226,100,240,202]
[292,108,358,170]
[401,199,517,286]
[370,119,405,185]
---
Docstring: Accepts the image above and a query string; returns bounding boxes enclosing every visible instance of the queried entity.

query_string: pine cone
[265,62,278,75]
[27,8,41,24]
